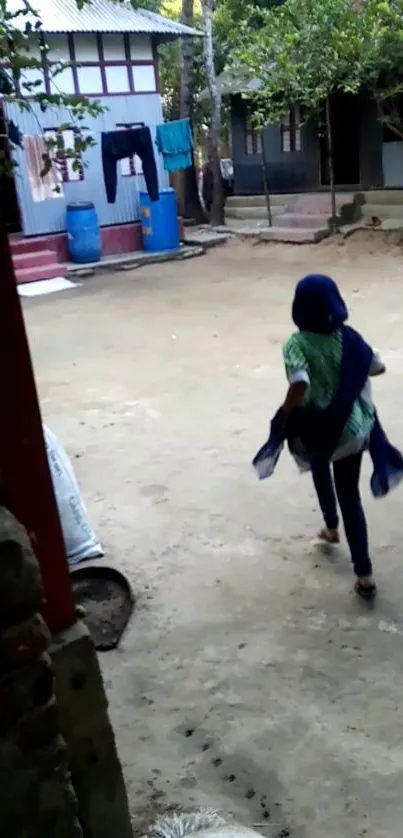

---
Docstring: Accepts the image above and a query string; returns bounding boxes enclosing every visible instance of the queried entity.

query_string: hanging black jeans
[311,452,372,578]
[101,127,159,204]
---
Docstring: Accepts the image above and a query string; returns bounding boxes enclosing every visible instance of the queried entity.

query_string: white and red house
[2,0,198,282]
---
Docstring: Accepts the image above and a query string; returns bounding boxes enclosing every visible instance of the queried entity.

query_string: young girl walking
[253,273,403,600]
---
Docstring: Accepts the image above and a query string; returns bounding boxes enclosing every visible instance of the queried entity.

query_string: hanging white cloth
[24,135,64,202]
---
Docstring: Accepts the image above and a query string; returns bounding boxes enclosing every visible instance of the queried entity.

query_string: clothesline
[19,117,194,205]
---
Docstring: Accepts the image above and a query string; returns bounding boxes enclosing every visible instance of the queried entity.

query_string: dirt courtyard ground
[23,235,403,838]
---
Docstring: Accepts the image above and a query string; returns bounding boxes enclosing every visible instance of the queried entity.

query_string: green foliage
[158,39,208,130]
[228,0,403,137]
[361,0,403,139]
[0,0,107,177]
[230,0,375,129]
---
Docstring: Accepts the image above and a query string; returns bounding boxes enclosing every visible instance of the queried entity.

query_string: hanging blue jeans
[311,452,372,578]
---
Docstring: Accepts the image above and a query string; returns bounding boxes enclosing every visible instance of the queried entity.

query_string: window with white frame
[281,106,301,153]
[48,33,158,96]
[245,107,263,155]
[43,127,84,182]
[116,123,144,178]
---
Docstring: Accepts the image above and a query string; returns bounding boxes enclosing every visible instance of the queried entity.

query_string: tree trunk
[325,96,337,233]
[180,0,195,120]
[178,0,205,224]
[201,0,224,227]
[260,131,272,227]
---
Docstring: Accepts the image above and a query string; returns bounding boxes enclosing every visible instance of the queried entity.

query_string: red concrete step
[15,263,67,285]
[10,235,57,257]
[13,249,59,271]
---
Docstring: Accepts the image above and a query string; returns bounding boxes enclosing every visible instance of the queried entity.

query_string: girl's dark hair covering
[292,273,348,334]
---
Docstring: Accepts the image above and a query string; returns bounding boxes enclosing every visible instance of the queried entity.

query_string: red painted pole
[0,218,76,633]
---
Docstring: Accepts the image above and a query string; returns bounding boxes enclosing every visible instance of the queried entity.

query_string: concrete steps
[360,190,403,205]
[11,236,58,255]
[226,205,285,221]
[9,235,66,284]
[15,264,67,284]
[225,189,403,236]
[361,203,403,220]
[13,249,59,271]
[225,192,357,236]
[227,195,291,208]
[260,227,329,243]
[220,221,329,243]
[355,190,403,224]
[276,213,329,229]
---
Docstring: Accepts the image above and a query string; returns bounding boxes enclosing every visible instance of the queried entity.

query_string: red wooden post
[0,218,76,633]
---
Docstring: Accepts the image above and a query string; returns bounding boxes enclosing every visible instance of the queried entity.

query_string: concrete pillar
[0,506,84,838]
[0,506,133,838]
[51,622,133,838]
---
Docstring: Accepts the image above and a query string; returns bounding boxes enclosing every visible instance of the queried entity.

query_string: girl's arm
[283,381,308,419]
[282,335,309,418]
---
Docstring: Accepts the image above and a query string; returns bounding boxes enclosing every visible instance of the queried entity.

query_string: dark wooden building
[201,74,403,195]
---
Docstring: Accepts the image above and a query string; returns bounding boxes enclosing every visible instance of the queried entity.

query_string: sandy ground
[23,233,403,838]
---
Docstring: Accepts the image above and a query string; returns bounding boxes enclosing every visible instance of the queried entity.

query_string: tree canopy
[228,0,403,129]
[230,0,370,126]
[226,0,403,227]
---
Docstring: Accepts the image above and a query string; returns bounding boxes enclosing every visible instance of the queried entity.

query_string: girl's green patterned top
[283,329,375,455]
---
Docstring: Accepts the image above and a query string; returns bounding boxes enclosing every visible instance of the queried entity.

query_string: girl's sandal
[318,527,340,545]
[354,580,377,601]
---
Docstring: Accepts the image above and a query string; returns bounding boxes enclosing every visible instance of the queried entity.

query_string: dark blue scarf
[292,273,348,334]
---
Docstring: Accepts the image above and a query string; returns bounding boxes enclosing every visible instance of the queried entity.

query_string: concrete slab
[362,204,403,220]
[185,228,233,248]
[226,206,284,221]
[259,226,329,243]
[51,622,133,838]
[275,213,330,230]
[381,218,403,230]
[340,220,403,237]
[65,245,204,277]
[214,222,329,243]
[226,195,291,208]
[360,189,403,204]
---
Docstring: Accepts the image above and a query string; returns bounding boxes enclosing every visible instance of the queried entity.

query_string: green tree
[0,0,105,178]
[229,0,376,230]
[201,0,224,225]
[359,0,403,142]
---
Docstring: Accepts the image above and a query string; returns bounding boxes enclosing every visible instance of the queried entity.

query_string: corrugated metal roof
[199,71,262,101]
[8,0,200,36]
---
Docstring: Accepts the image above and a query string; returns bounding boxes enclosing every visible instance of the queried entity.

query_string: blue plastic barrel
[66,202,102,264]
[139,188,180,253]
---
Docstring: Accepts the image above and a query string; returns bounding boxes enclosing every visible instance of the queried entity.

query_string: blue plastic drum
[66,202,102,264]
[140,188,180,253]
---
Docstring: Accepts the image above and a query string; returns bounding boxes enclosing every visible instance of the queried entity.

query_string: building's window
[40,33,157,96]
[132,64,156,93]
[245,108,263,155]
[43,127,84,182]
[116,123,144,177]
[281,106,301,153]
[76,66,103,95]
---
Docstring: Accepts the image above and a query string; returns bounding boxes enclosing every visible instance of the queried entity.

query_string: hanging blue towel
[155,119,193,172]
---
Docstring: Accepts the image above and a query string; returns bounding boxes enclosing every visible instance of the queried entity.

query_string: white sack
[148,812,267,838]
[43,424,103,566]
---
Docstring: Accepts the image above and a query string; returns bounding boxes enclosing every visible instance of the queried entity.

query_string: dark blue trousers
[311,452,373,578]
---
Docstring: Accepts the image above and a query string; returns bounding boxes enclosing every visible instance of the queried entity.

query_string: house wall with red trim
[4,32,171,241]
